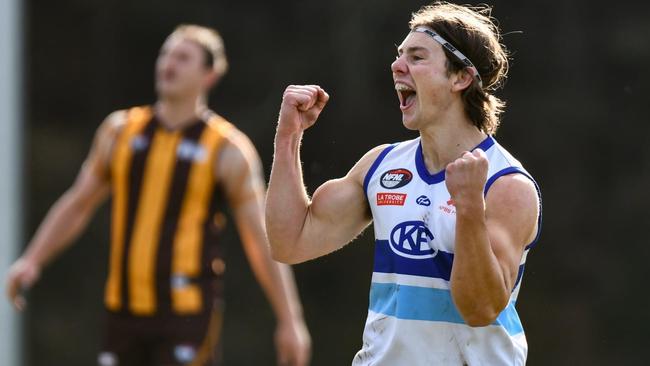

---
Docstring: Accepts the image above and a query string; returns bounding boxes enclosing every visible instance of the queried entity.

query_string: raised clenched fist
[277,85,329,138]
[445,149,489,206]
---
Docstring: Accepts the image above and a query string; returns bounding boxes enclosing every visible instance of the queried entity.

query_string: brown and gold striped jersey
[104,106,232,316]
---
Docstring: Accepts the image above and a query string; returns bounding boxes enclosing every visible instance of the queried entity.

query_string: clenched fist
[445,149,489,207]
[6,257,41,311]
[277,85,329,138]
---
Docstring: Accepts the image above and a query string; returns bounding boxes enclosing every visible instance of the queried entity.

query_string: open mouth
[395,83,416,111]
[165,71,175,80]
[159,68,177,82]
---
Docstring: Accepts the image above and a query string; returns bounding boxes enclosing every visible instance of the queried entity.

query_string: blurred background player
[266,3,540,365]
[6,24,310,366]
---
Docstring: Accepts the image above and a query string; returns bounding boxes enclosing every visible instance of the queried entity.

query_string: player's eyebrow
[396,45,428,56]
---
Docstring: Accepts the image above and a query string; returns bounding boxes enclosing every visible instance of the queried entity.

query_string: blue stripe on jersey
[375,240,526,293]
[513,263,525,290]
[369,282,524,336]
[374,240,454,281]
[363,144,397,197]
[415,135,496,185]
[484,166,543,250]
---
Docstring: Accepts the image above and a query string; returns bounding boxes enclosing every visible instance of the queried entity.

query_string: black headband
[412,27,483,88]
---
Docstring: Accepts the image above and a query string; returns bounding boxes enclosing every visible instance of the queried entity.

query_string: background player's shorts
[98,302,223,366]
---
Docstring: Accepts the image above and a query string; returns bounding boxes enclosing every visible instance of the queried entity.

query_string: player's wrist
[274,130,303,151]
[20,252,43,270]
[275,304,305,325]
[452,193,485,216]
[275,122,303,138]
[276,315,306,331]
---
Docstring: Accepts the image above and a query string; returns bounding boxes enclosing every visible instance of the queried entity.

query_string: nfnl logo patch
[376,193,407,206]
[380,168,413,189]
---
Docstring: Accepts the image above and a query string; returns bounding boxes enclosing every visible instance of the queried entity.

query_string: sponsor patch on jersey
[97,352,118,366]
[439,199,456,214]
[130,135,149,151]
[170,274,190,288]
[174,344,197,363]
[416,195,431,206]
[177,140,207,162]
[389,220,437,259]
[380,168,413,189]
[376,193,407,206]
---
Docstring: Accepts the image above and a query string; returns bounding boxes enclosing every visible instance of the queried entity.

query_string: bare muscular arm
[266,85,385,264]
[5,111,125,310]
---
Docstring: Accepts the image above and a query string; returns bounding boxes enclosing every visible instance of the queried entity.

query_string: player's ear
[450,68,473,93]
[204,69,221,89]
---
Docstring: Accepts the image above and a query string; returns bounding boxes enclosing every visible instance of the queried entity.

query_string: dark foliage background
[22,0,650,365]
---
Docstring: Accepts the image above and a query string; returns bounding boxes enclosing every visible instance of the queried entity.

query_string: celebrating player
[6,25,310,366]
[266,2,540,365]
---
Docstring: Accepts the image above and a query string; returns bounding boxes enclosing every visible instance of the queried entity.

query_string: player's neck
[418,114,486,174]
[155,95,208,130]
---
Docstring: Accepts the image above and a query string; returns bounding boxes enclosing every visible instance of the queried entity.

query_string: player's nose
[391,55,407,76]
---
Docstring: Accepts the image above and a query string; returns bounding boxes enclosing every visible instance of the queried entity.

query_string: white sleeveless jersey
[352,136,541,366]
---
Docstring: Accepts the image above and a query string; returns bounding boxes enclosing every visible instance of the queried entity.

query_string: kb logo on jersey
[380,168,413,189]
[389,220,437,259]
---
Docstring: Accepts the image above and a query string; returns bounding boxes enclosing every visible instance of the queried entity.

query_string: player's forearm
[258,260,304,324]
[266,133,311,261]
[22,191,96,267]
[243,234,304,323]
[275,263,304,321]
[450,200,509,327]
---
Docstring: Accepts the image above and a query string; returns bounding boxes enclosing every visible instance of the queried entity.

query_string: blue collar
[415,135,495,185]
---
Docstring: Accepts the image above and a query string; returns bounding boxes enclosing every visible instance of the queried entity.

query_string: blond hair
[410,2,509,134]
[168,24,228,76]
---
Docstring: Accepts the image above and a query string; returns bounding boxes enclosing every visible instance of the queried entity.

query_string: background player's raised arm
[217,129,310,366]
[5,111,123,310]
[266,85,381,264]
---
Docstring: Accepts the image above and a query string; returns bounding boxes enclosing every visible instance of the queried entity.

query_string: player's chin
[401,113,420,131]
[156,84,182,99]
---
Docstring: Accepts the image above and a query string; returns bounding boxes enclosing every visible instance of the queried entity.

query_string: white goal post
[0,0,23,364]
